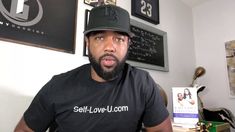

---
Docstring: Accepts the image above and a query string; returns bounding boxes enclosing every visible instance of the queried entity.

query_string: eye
[114,36,126,43]
[94,36,104,41]
[93,33,104,41]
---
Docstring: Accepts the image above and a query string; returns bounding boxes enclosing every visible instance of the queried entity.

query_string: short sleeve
[24,77,55,131]
[142,74,169,127]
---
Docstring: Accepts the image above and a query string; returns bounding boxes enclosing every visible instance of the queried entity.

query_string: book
[172,87,199,126]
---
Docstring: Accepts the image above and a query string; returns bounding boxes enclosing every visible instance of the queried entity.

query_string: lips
[101,55,116,67]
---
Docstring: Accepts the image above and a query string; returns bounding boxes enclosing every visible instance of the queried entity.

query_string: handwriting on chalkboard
[128,25,164,67]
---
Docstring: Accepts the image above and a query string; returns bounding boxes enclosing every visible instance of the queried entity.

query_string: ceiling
[180,0,211,7]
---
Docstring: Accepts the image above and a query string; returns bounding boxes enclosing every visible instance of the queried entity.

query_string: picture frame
[131,0,159,25]
[84,0,116,7]
[0,0,78,54]
[225,40,235,98]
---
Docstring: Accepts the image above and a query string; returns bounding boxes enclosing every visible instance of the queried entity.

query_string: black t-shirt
[24,63,169,132]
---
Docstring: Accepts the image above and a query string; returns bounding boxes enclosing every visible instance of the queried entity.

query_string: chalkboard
[127,19,168,71]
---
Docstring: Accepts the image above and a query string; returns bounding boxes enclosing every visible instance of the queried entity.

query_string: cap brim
[84,27,135,38]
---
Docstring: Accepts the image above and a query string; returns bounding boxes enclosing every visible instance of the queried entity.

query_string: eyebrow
[88,31,128,37]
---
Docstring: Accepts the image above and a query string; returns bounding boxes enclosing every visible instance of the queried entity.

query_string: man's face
[86,31,129,81]
[177,93,183,101]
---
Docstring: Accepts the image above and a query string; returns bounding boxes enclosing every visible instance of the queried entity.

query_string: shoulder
[125,63,150,79]
[124,63,157,90]
[41,64,90,93]
[52,64,90,82]
[125,63,163,96]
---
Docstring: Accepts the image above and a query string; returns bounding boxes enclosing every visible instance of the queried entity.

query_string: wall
[193,0,235,123]
[0,0,195,131]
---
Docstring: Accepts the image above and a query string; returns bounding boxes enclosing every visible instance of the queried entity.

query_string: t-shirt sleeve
[142,74,169,127]
[24,77,55,131]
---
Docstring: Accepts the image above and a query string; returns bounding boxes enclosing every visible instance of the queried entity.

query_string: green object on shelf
[200,120,230,132]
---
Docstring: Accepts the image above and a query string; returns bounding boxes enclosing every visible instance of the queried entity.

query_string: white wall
[0,0,196,131]
[193,0,235,121]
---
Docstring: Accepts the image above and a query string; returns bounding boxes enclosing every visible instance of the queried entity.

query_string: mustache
[99,54,119,62]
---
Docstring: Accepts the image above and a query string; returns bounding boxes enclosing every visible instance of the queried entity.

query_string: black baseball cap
[84,5,134,37]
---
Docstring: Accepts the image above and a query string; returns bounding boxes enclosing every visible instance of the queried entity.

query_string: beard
[88,49,127,81]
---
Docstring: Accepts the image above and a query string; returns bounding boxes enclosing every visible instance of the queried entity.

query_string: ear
[127,38,131,48]
[85,36,89,47]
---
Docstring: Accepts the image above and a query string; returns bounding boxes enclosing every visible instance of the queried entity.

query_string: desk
[172,121,231,132]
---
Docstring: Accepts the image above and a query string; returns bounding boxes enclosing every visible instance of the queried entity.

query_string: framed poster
[131,0,159,25]
[84,0,116,7]
[0,0,77,53]
[225,40,235,98]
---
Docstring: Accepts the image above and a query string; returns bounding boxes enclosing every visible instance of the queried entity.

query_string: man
[15,5,172,132]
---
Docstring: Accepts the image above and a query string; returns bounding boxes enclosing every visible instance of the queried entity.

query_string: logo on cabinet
[0,0,43,26]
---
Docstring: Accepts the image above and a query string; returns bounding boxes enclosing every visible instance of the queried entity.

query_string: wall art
[131,0,159,25]
[84,0,116,7]
[225,40,235,97]
[0,0,77,53]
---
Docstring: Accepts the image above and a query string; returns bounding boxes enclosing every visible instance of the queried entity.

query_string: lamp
[191,66,206,116]
[191,66,206,87]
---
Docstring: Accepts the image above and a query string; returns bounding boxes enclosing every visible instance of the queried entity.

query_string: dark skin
[14,117,173,132]
[14,31,173,132]
[86,31,129,82]
[14,117,33,132]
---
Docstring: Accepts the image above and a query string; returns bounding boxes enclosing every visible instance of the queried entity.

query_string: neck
[90,67,121,82]
[90,67,107,82]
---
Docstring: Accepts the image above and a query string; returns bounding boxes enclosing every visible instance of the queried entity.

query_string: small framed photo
[131,0,159,25]
[84,0,116,7]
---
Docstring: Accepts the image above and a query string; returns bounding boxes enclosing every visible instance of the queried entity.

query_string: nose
[104,36,116,52]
